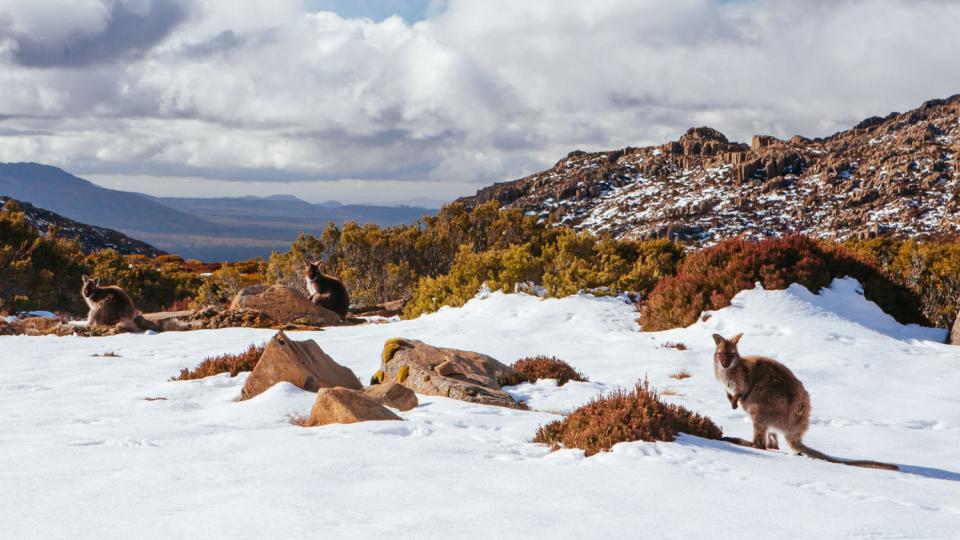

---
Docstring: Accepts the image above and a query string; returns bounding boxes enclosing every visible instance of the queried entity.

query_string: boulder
[305,387,402,426]
[230,285,341,326]
[364,382,418,411]
[241,331,362,400]
[951,309,960,345]
[377,338,524,409]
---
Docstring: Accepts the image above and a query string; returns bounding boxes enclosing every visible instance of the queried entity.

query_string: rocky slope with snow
[460,95,960,243]
[0,196,163,257]
[1,280,958,538]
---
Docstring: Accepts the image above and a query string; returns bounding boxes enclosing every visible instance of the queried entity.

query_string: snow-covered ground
[2,278,959,538]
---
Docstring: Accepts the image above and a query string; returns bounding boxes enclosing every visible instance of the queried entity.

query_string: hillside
[0,281,956,537]
[0,163,432,261]
[0,196,163,257]
[460,95,960,242]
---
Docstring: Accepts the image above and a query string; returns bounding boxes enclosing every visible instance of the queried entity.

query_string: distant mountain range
[460,95,960,243]
[0,163,433,261]
[1,196,163,257]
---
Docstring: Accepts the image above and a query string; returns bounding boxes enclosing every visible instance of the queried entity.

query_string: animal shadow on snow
[679,435,960,482]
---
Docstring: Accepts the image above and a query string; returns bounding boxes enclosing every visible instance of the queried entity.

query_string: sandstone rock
[230,285,341,326]
[364,381,418,411]
[378,338,523,409]
[305,387,401,426]
[241,331,362,400]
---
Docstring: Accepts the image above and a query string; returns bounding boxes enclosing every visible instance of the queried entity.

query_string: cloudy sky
[1,0,959,204]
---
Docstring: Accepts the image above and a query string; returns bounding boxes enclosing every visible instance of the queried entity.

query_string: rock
[951,308,960,345]
[364,382,418,411]
[305,387,402,426]
[378,338,524,409]
[349,299,406,318]
[230,285,342,326]
[241,331,362,400]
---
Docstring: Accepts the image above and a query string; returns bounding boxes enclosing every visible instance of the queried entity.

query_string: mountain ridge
[459,94,960,242]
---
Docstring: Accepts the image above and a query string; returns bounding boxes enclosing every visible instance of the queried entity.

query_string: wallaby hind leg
[752,423,770,450]
[767,432,779,450]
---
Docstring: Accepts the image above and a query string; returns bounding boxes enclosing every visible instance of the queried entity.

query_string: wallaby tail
[788,439,899,471]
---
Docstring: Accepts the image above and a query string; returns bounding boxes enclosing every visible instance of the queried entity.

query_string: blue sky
[303,0,440,22]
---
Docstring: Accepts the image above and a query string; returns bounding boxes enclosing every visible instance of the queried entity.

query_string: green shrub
[641,236,926,331]
[533,379,722,456]
[0,201,90,314]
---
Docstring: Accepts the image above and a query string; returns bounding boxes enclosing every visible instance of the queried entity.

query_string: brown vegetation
[533,379,722,456]
[641,236,927,331]
[171,343,266,381]
[511,356,588,386]
[669,369,692,380]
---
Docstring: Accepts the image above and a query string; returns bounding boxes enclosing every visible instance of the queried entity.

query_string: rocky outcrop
[241,331,362,400]
[377,338,523,409]
[230,285,342,326]
[457,94,960,244]
[305,387,402,426]
[951,308,960,345]
[364,382,418,411]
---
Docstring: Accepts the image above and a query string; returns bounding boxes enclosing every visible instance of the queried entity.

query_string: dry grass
[170,343,266,381]
[143,396,168,401]
[661,342,688,351]
[92,351,121,357]
[659,388,684,396]
[512,356,588,386]
[288,414,310,427]
[669,368,692,380]
[533,379,722,456]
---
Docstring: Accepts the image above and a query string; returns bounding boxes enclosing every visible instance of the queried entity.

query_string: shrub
[533,379,722,456]
[511,356,588,386]
[171,343,265,381]
[661,342,688,351]
[0,201,90,314]
[641,235,926,331]
[669,369,692,380]
[847,238,960,328]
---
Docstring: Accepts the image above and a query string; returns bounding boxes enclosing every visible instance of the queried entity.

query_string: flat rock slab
[306,387,402,426]
[379,338,523,409]
[231,285,342,326]
[242,331,362,400]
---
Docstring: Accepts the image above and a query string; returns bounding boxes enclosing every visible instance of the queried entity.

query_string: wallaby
[712,333,898,471]
[305,261,350,319]
[81,276,161,333]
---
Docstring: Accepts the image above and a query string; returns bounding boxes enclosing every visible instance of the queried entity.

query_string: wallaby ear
[82,275,89,283]
[712,334,724,345]
[94,277,101,286]
[731,333,743,345]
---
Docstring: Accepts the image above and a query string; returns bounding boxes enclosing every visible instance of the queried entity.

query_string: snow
[2,279,959,538]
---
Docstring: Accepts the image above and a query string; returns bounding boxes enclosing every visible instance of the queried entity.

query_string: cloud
[0,0,958,202]
[1,0,189,67]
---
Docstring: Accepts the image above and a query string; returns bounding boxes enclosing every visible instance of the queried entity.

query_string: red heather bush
[512,356,588,386]
[641,236,926,331]
[171,343,265,381]
[533,380,722,456]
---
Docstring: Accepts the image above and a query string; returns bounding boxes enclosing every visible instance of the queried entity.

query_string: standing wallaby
[713,333,898,471]
[81,276,160,333]
[305,261,350,319]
